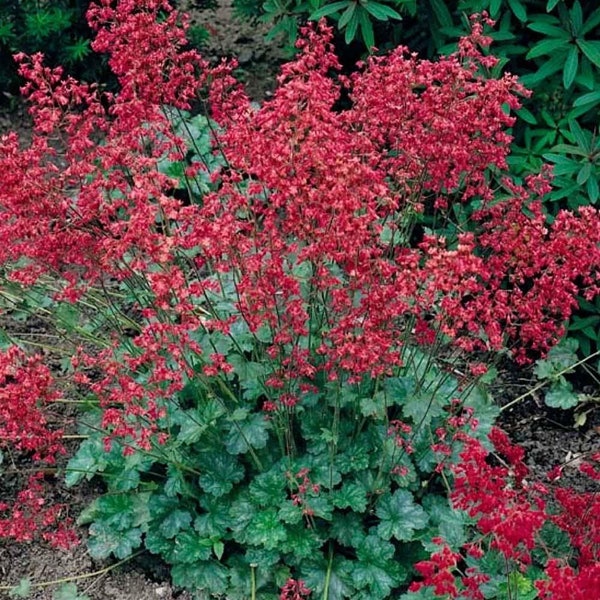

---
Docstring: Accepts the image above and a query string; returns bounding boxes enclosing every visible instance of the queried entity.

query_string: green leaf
[569,315,600,332]
[563,46,579,89]
[353,535,405,598]
[359,394,386,418]
[498,572,538,600]
[246,509,287,549]
[418,495,470,551]
[213,539,224,560]
[56,302,80,332]
[309,1,350,20]
[249,465,287,505]
[549,143,589,157]
[245,546,281,570]
[107,466,141,493]
[301,555,356,600]
[588,173,599,203]
[278,500,304,524]
[225,411,269,454]
[198,451,244,497]
[53,584,90,600]
[159,509,192,539]
[362,2,402,21]
[358,7,375,49]
[338,2,356,29]
[577,39,600,68]
[0,19,15,44]
[507,0,527,22]
[88,524,143,559]
[227,355,267,400]
[172,560,228,594]
[534,338,579,379]
[546,0,561,10]
[330,512,365,547]
[175,408,210,445]
[515,106,537,124]
[332,481,368,512]
[65,437,108,487]
[402,390,446,427]
[577,162,592,185]
[527,22,570,38]
[63,38,91,64]
[545,376,581,409]
[521,53,569,86]
[169,530,213,563]
[345,13,359,44]
[164,465,187,498]
[533,521,572,564]
[570,0,583,33]
[145,528,174,556]
[399,588,439,600]
[581,9,600,36]
[569,118,591,151]
[429,0,452,28]
[9,579,31,599]
[280,525,323,559]
[336,436,371,473]
[229,493,256,537]
[573,90,600,108]
[376,490,428,541]
[195,495,231,537]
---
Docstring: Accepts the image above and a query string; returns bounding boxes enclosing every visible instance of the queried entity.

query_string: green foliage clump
[0,0,101,98]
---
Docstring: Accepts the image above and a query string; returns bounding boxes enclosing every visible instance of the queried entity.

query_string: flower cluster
[0,347,64,463]
[280,578,311,600]
[412,428,600,599]
[0,347,77,548]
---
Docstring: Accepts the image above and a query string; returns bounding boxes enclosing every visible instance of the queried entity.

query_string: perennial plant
[0,1,599,598]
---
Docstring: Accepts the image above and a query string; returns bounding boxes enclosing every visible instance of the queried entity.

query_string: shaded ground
[1,1,599,598]
[497,372,600,493]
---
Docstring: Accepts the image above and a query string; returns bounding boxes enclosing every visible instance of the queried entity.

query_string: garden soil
[0,0,599,598]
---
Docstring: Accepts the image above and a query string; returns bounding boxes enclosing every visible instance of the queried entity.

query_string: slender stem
[250,564,257,600]
[500,348,600,413]
[0,551,145,591]
[323,543,333,600]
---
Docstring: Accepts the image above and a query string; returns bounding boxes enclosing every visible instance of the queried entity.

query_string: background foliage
[0,0,210,102]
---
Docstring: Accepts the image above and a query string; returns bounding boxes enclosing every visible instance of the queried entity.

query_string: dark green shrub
[0,0,102,98]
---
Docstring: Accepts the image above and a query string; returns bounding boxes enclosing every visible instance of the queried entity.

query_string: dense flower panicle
[0,473,78,549]
[410,542,460,596]
[0,349,77,548]
[0,347,64,462]
[451,427,546,563]
[347,21,526,205]
[536,560,600,599]
[87,0,208,111]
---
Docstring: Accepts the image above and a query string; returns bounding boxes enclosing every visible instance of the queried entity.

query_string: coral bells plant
[1,0,600,597]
